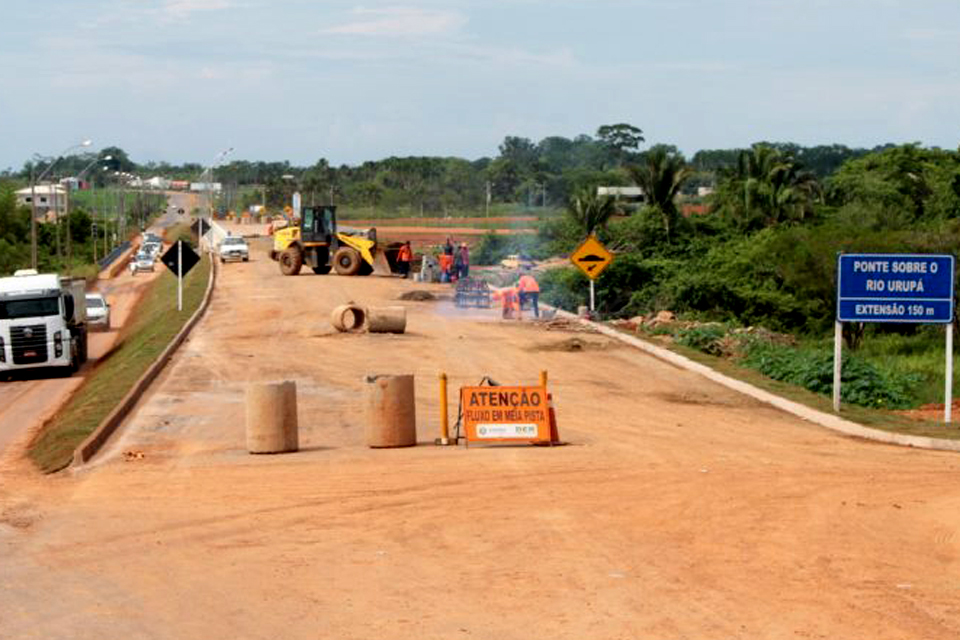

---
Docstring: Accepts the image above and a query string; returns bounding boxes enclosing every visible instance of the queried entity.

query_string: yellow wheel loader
[269,205,397,276]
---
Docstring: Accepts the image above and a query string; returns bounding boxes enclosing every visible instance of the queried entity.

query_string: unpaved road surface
[2,240,960,639]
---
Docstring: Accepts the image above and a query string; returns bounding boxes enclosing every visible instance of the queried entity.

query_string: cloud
[902,27,960,42]
[321,7,466,37]
[161,0,233,21]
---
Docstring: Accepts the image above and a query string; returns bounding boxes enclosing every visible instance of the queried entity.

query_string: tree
[712,145,821,230]
[627,145,691,240]
[566,188,617,237]
[597,123,645,167]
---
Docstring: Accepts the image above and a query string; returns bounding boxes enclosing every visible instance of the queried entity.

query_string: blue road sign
[837,253,955,323]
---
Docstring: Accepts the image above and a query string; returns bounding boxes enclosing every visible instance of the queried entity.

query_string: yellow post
[539,370,548,389]
[439,372,450,445]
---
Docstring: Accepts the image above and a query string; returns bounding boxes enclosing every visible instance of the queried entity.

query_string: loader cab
[301,206,336,243]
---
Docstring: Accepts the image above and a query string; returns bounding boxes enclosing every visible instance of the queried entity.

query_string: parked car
[129,252,155,275]
[144,232,162,244]
[218,236,249,263]
[85,293,111,330]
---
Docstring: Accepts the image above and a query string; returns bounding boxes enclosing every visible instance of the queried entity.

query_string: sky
[1,0,958,170]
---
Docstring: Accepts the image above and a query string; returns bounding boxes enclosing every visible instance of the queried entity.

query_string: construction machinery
[269,205,396,276]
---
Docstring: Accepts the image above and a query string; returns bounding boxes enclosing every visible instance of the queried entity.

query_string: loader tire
[279,247,303,275]
[333,247,362,276]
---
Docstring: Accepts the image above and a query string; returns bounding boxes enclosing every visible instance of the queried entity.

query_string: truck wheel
[333,247,362,276]
[279,247,303,275]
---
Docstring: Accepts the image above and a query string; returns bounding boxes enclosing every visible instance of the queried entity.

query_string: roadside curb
[555,308,960,453]
[71,253,218,467]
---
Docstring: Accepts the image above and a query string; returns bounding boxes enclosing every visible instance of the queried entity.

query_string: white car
[129,252,155,275]
[85,293,111,330]
[143,242,162,258]
[219,236,249,263]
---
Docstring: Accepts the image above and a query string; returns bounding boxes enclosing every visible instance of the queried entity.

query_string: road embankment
[28,252,215,472]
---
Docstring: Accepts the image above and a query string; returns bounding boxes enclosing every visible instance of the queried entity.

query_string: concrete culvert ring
[331,304,368,332]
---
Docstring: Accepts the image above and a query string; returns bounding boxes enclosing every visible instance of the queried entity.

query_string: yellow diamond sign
[570,234,614,280]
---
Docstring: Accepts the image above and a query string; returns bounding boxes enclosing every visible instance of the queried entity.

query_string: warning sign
[570,234,614,280]
[461,386,552,443]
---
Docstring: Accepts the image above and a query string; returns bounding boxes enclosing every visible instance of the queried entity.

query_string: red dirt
[3,240,960,639]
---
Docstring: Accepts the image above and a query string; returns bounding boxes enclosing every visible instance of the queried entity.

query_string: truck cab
[0,271,88,376]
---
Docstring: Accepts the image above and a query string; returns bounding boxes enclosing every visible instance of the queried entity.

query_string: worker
[397,241,413,278]
[457,242,470,280]
[495,285,521,320]
[517,272,541,318]
[438,251,454,283]
[444,236,454,256]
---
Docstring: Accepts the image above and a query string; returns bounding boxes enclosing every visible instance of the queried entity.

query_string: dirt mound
[533,336,612,352]
[399,290,436,301]
[535,317,597,333]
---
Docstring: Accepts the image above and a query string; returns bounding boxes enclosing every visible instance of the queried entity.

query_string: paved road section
[2,240,959,639]
[0,201,183,460]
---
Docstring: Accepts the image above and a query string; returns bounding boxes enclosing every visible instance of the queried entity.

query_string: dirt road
[2,240,959,639]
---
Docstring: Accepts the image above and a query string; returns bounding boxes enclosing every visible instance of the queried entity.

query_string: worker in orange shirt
[397,241,413,278]
[517,272,540,318]
[492,286,520,319]
[438,252,454,283]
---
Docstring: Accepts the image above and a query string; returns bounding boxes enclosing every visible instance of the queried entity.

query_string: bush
[675,324,729,356]
[740,343,920,409]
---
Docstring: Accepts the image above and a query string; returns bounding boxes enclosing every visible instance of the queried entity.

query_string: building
[597,186,644,199]
[146,176,171,190]
[15,185,67,220]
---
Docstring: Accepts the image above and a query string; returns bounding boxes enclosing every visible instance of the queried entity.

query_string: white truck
[0,270,88,377]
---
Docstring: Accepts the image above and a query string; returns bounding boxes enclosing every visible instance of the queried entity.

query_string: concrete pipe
[367,306,407,334]
[365,374,417,448]
[246,381,299,454]
[331,304,368,333]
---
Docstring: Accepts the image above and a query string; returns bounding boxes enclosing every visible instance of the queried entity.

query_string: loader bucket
[371,250,394,276]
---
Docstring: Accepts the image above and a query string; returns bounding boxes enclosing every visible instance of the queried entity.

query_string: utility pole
[53,177,61,269]
[65,180,72,272]
[485,181,491,218]
[30,166,38,269]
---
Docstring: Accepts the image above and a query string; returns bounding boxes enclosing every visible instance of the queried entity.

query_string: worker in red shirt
[517,273,540,318]
[397,241,413,278]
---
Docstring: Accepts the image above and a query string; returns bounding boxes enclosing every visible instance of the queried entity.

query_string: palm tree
[714,145,821,229]
[566,188,617,237]
[626,145,691,240]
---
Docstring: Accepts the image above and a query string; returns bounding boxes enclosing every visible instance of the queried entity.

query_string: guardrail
[97,241,132,271]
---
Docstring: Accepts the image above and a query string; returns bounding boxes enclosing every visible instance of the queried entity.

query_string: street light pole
[28,139,92,270]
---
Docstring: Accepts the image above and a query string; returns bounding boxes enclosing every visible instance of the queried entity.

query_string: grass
[621,328,960,441]
[28,253,211,472]
[829,327,956,406]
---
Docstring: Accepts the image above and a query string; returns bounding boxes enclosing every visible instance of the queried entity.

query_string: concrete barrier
[365,374,417,448]
[246,381,299,454]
